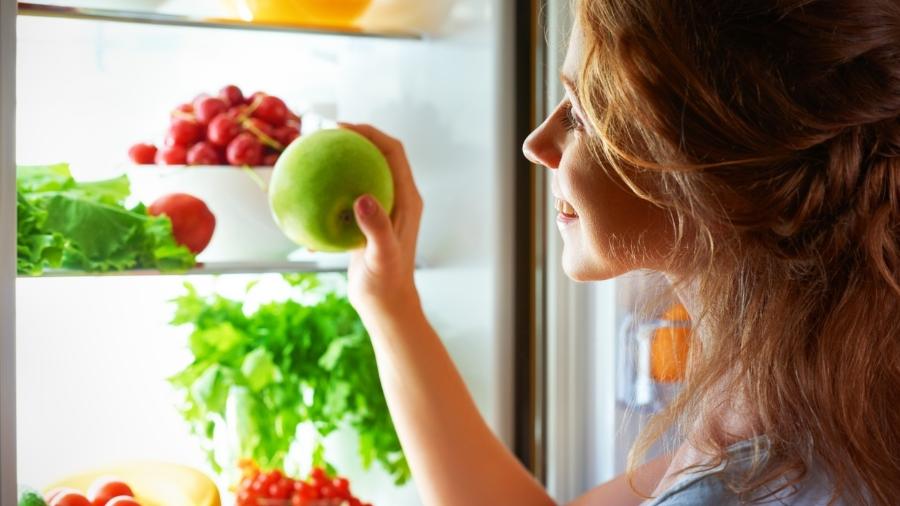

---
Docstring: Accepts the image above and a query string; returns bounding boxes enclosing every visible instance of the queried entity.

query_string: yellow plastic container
[235,0,373,27]
[45,461,221,506]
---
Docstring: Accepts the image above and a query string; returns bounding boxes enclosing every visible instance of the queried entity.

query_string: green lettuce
[16,163,195,274]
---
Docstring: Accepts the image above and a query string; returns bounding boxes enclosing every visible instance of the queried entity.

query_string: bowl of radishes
[126,85,308,263]
[128,85,301,170]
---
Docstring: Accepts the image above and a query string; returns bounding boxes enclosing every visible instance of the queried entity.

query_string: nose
[523,115,562,170]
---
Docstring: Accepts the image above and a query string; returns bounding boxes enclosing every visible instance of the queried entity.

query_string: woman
[340,0,900,504]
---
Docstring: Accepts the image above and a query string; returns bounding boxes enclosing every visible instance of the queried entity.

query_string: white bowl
[126,166,300,263]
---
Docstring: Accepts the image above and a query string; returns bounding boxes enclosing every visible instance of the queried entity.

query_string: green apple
[269,128,394,252]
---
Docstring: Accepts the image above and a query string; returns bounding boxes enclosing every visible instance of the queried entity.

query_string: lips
[555,197,578,218]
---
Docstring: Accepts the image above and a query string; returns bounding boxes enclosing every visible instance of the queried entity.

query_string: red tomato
[105,497,141,506]
[44,488,71,503]
[50,491,92,506]
[148,193,216,254]
[87,478,134,506]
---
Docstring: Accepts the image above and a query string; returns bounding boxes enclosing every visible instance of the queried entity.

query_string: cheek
[563,160,674,276]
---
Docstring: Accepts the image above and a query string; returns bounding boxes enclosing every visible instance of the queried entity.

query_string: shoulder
[645,437,849,506]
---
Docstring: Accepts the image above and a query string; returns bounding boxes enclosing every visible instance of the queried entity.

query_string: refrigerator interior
[12,0,515,503]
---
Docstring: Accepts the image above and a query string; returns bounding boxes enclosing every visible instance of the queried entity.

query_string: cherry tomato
[45,488,74,503]
[332,477,349,495]
[50,491,92,506]
[87,478,134,506]
[104,498,140,506]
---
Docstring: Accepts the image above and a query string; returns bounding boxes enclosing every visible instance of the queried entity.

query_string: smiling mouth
[555,198,579,218]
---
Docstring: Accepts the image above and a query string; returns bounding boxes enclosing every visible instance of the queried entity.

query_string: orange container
[650,303,693,383]
[236,0,373,27]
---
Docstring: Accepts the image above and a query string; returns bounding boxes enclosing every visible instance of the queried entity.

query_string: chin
[561,251,620,282]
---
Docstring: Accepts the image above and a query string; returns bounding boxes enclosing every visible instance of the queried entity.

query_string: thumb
[353,194,395,266]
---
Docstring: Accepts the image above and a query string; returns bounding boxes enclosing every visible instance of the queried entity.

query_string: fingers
[353,194,397,271]
[338,122,424,250]
[338,122,422,208]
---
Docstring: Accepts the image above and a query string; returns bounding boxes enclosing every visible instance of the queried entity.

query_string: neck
[663,273,757,442]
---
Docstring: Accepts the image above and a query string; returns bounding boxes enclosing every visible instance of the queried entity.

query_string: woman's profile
[341,0,900,504]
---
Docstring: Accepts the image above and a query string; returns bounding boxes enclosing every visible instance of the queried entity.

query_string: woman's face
[523,24,675,281]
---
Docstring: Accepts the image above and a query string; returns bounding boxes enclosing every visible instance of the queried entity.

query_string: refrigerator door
[1,0,17,503]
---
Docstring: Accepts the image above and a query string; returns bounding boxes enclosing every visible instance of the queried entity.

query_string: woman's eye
[562,102,583,132]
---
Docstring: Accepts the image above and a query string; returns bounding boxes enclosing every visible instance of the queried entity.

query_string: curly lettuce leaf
[16,163,195,274]
[16,192,64,275]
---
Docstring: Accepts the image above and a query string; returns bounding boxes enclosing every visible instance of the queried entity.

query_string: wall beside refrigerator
[13,0,516,503]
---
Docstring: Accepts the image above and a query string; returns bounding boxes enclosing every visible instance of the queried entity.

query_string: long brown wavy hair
[575,0,900,504]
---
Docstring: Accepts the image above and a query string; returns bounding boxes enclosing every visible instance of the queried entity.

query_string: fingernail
[337,121,352,128]
[357,195,375,217]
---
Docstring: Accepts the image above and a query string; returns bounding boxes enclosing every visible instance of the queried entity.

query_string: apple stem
[340,209,354,224]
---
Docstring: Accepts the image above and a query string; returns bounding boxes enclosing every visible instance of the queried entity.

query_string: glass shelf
[21,260,344,277]
[18,258,427,277]
[17,2,423,40]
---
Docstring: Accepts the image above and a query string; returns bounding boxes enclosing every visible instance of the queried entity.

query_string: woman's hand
[340,122,424,317]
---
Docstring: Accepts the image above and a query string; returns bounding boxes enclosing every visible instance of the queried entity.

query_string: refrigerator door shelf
[616,315,688,413]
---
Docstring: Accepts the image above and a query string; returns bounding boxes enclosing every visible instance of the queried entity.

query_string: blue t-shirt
[644,436,851,505]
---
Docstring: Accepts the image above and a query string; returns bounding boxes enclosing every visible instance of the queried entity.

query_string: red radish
[274,125,300,146]
[227,133,263,166]
[245,91,266,105]
[243,117,282,150]
[219,84,244,106]
[263,152,280,166]
[252,95,288,127]
[187,142,222,165]
[193,96,227,125]
[148,193,216,254]
[156,144,187,165]
[128,143,157,164]
[167,118,203,147]
[226,104,250,122]
[87,478,134,506]
[207,113,241,147]
[170,103,194,121]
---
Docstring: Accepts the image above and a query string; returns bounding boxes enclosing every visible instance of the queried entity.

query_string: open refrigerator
[1,0,520,504]
[0,0,694,504]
